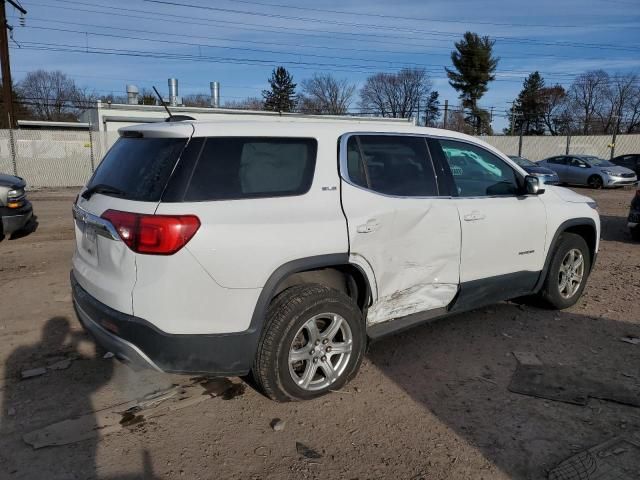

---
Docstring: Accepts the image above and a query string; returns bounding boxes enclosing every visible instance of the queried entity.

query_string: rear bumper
[71,272,259,376]
[1,201,33,235]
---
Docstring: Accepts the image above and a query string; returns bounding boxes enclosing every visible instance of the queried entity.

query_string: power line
[31,0,640,53]
[13,38,640,88]
[23,16,632,64]
[142,0,640,52]
[219,0,617,30]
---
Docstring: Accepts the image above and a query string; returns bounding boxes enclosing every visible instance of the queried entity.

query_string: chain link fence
[482,133,640,161]
[0,129,119,187]
[1,128,639,188]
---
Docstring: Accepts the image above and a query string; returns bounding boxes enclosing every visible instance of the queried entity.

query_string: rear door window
[88,137,188,201]
[184,137,317,201]
[547,156,566,165]
[344,135,438,197]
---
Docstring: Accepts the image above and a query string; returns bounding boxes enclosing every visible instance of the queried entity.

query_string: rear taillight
[101,210,200,255]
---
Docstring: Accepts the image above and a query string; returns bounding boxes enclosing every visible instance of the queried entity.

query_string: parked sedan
[0,173,33,239]
[538,155,637,189]
[508,155,560,185]
[629,188,640,241]
[611,154,640,177]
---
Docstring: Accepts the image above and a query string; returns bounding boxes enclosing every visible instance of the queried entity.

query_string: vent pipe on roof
[126,84,139,105]
[168,78,179,107]
[210,81,220,108]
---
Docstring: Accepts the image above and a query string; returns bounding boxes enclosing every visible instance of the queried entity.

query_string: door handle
[357,219,380,233]
[463,211,485,222]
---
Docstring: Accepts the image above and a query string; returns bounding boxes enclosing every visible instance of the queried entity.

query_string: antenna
[152,86,173,119]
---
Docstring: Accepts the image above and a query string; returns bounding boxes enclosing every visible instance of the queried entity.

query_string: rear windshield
[88,137,187,201]
[184,137,317,201]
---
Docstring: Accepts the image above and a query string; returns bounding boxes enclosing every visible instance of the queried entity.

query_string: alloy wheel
[558,248,585,299]
[288,313,353,391]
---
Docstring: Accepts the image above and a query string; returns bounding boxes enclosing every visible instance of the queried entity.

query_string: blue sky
[7,0,640,131]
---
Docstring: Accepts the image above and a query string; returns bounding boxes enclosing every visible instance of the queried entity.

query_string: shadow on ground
[600,214,637,244]
[368,302,640,479]
[0,316,164,480]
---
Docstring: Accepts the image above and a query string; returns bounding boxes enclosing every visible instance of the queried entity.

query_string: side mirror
[525,175,545,195]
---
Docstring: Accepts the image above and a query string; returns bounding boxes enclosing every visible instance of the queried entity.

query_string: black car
[508,155,560,185]
[612,154,640,177]
[0,173,33,239]
[629,188,640,241]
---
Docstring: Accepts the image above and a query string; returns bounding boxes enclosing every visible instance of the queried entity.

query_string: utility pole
[443,99,448,129]
[0,0,27,129]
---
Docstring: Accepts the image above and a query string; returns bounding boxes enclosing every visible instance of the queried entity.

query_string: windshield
[87,137,188,202]
[581,156,614,167]
[509,156,536,168]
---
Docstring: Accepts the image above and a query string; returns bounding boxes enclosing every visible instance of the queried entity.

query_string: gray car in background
[538,155,637,189]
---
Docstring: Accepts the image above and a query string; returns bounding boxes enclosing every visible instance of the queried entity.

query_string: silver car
[539,155,637,189]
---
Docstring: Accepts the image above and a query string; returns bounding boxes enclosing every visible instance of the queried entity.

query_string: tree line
[506,70,640,135]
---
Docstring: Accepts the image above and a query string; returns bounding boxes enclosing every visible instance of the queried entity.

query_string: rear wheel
[631,225,640,241]
[539,233,591,309]
[588,175,603,189]
[253,284,365,402]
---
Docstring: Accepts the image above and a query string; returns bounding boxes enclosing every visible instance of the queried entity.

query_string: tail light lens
[101,210,200,255]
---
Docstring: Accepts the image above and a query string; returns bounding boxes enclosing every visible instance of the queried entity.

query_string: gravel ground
[0,186,639,480]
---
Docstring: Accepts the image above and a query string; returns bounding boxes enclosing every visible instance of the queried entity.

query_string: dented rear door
[340,134,461,326]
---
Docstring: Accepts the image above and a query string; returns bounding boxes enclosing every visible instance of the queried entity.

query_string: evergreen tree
[423,91,440,127]
[445,32,498,134]
[507,72,547,135]
[263,66,297,112]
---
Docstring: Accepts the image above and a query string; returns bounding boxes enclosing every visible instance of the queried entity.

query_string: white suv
[71,118,600,401]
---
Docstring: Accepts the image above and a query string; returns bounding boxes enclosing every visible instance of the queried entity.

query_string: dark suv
[612,154,640,177]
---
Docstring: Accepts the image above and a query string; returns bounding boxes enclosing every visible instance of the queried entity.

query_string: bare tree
[182,93,210,107]
[568,70,609,134]
[599,73,639,134]
[625,85,640,133]
[224,97,264,110]
[359,68,432,119]
[540,85,568,135]
[17,70,94,121]
[298,74,355,115]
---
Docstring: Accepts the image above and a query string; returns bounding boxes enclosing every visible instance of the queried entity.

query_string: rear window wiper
[81,183,126,200]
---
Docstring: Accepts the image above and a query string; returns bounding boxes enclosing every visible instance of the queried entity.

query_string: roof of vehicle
[119,118,485,146]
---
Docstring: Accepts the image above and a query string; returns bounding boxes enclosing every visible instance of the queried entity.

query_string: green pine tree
[445,32,498,134]
[507,72,547,135]
[263,66,297,112]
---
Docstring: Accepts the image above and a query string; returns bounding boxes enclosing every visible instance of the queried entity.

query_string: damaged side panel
[341,181,462,327]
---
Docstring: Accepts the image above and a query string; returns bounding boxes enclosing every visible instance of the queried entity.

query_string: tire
[587,175,603,189]
[253,284,365,402]
[631,225,640,242]
[539,233,591,309]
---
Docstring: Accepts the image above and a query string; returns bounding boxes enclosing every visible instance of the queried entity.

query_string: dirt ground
[1,186,639,480]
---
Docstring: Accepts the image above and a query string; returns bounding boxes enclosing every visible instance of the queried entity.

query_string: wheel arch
[533,217,598,292]
[249,254,373,333]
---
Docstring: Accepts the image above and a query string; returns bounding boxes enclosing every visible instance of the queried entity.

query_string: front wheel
[539,233,591,309]
[588,175,603,189]
[253,284,366,402]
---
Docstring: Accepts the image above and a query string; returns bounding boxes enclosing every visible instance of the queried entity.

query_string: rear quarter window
[88,137,187,202]
[184,137,317,201]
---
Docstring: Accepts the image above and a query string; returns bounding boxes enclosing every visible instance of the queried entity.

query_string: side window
[344,135,438,197]
[437,139,519,197]
[569,157,585,167]
[184,137,317,201]
[549,156,566,165]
